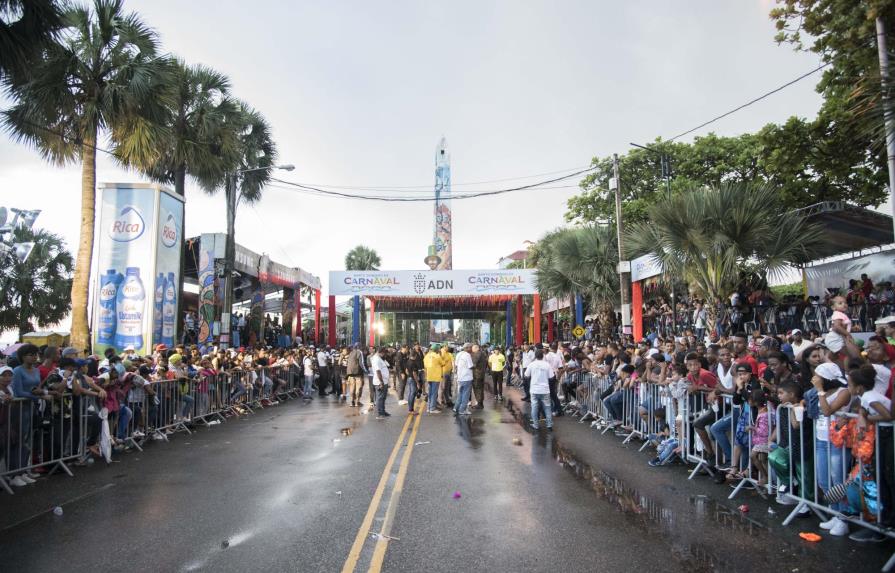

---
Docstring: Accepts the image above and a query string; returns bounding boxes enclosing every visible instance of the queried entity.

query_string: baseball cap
[877,316,895,326]
[790,329,802,336]
[124,345,135,352]
[155,343,168,352]
[734,363,752,374]
[0,366,12,376]
[61,347,79,357]
[815,362,847,385]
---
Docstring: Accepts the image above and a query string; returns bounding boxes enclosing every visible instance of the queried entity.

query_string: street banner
[93,183,183,355]
[329,269,539,297]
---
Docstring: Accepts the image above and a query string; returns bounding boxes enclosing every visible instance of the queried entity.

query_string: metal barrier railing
[0,368,307,496]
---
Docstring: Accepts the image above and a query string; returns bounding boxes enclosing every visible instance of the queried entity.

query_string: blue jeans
[303,375,314,396]
[604,390,625,421]
[531,393,553,428]
[428,382,439,411]
[816,438,850,511]
[117,405,133,440]
[405,375,418,411]
[709,408,741,465]
[180,394,194,419]
[375,384,388,415]
[455,380,472,413]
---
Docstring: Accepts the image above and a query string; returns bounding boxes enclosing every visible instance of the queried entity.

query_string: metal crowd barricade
[1,394,79,495]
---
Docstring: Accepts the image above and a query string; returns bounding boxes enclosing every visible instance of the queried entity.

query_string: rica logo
[161,213,177,247]
[109,206,145,242]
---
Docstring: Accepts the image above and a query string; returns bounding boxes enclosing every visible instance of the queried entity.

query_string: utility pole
[612,153,631,335]
[877,17,895,239]
[221,172,237,349]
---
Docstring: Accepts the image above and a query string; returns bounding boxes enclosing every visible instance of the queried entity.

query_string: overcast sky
[1,0,826,309]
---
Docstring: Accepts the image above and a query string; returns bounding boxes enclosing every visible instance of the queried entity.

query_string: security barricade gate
[0,369,312,496]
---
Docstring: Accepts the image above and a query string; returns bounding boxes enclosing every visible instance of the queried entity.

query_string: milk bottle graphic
[153,273,165,343]
[161,272,176,346]
[98,269,121,345]
[114,267,145,350]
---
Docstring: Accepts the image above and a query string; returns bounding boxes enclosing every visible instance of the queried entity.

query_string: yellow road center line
[367,403,425,572]
[341,404,418,573]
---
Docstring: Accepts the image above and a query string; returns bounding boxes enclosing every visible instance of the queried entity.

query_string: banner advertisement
[805,251,895,297]
[329,269,539,297]
[93,183,183,355]
[631,253,663,282]
[197,234,218,345]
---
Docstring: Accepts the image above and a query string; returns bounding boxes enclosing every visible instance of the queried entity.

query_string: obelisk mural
[433,137,452,270]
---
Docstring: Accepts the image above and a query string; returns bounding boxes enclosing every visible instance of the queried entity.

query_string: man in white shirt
[790,329,812,362]
[545,343,564,416]
[453,343,475,415]
[302,353,315,398]
[521,344,535,402]
[316,347,330,397]
[370,346,391,419]
[525,349,555,430]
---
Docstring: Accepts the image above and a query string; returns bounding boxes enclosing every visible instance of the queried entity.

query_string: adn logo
[161,213,177,247]
[109,206,145,242]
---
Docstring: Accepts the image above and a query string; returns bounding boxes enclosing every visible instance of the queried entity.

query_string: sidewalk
[502,387,892,573]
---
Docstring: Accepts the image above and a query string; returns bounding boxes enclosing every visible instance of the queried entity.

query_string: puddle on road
[455,416,485,449]
[501,400,837,573]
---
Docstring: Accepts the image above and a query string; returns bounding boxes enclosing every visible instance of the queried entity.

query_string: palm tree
[535,225,619,339]
[3,0,170,351]
[136,59,240,196]
[0,226,73,339]
[625,182,823,335]
[345,245,381,270]
[0,0,64,84]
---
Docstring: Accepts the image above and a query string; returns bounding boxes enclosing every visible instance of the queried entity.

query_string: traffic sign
[572,325,585,338]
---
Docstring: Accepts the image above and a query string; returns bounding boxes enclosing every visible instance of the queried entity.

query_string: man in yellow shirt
[439,345,455,408]
[489,347,507,400]
[423,344,444,413]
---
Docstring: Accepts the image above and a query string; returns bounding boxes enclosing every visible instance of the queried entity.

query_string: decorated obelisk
[433,137,452,270]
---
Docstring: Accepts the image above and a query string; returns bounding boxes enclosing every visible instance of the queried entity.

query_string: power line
[268,167,597,202]
[666,61,831,142]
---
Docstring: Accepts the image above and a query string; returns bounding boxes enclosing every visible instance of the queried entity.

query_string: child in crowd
[824,295,852,354]
[748,390,773,487]
[767,380,805,504]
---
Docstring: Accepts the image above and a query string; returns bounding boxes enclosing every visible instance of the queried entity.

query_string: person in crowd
[316,346,330,397]
[521,344,535,402]
[488,347,506,400]
[346,344,365,407]
[526,349,554,431]
[471,344,488,410]
[423,344,444,414]
[369,347,391,419]
[439,344,454,408]
[454,343,474,416]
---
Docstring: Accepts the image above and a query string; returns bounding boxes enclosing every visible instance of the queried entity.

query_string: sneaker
[829,517,849,537]
[19,474,36,484]
[376,415,387,420]
[350,401,356,407]
[849,529,887,542]
[398,400,408,405]
[819,516,838,530]
[10,476,28,487]
[152,434,165,441]
[530,424,539,430]
[775,492,797,505]
[25,472,40,479]
[133,430,146,439]
[648,457,662,467]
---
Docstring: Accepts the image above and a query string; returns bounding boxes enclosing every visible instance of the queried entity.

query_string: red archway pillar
[328,295,336,347]
[533,294,542,344]
[314,289,321,345]
[632,281,643,341]
[515,295,524,346]
[547,312,555,343]
[368,298,376,347]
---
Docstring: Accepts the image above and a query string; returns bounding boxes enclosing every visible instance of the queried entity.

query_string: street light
[221,163,295,348]
[630,142,677,337]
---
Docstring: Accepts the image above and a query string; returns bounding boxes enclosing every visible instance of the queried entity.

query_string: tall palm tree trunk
[70,133,96,351]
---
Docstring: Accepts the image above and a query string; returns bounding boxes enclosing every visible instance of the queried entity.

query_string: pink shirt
[831,310,851,330]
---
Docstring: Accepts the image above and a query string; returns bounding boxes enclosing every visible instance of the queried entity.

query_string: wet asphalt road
[1,383,892,573]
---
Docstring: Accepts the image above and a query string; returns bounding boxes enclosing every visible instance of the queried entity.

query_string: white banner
[631,253,663,282]
[329,269,538,296]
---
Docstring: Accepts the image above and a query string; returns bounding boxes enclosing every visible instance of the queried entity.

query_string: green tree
[534,225,618,339]
[136,59,241,196]
[0,226,73,339]
[345,245,382,271]
[0,0,64,84]
[3,0,170,351]
[625,182,823,334]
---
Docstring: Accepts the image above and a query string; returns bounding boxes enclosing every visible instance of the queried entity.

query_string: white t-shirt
[861,390,892,414]
[545,351,563,373]
[317,351,328,367]
[872,364,891,396]
[791,339,812,361]
[816,387,849,441]
[525,359,554,394]
[522,349,535,368]
[303,357,314,377]
[370,354,389,386]
[454,351,474,382]
[716,363,734,390]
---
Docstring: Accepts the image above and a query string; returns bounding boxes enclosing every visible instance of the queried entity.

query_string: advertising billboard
[92,183,184,355]
[329,269,539,296]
